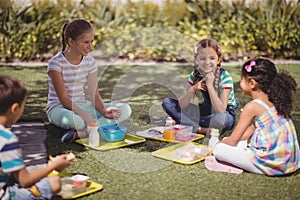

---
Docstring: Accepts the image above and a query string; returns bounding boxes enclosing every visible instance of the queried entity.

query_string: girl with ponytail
[46,19,132,143]
[208,58,300,176]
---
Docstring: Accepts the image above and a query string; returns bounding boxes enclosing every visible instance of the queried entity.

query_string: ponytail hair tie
[245,60,255,73]
[216,44,221,54]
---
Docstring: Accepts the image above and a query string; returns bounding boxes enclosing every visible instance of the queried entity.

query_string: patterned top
[46,52,98,113]
[188,68,236,107]
[247,99,300,175]
[0,124,25,193]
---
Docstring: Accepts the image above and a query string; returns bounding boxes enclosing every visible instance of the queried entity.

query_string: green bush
[183,0,300,59]
[0,0,299,62]
[0,0,77,61]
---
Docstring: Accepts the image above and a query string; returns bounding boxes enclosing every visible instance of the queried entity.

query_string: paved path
[11,122,48,167]
[1,59,300,67]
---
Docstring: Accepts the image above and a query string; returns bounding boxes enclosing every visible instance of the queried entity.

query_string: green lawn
[1,63,300,200]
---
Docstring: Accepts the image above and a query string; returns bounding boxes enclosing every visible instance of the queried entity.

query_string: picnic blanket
[11,122,48,167]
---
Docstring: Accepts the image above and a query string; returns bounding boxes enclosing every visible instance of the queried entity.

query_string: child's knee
[70,117,86,130]
[48,175,62,194]
[211,143,224,158]
[162,98,177,110]
[162,97,172,105]
[162,97,169,106]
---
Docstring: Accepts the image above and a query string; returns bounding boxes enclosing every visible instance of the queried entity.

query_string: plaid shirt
[247,99,300,175]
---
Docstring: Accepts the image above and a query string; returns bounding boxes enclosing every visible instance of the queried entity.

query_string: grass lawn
[1,63,300,200]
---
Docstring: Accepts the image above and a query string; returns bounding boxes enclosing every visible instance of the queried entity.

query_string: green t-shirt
[188,68,237,107]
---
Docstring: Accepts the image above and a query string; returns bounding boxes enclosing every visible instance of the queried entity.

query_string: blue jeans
[47,102,132,130]
[162,97,236,133]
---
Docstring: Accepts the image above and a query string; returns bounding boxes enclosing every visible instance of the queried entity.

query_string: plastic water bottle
[88,122,99,147]
[165,117,174,126]
[209,128,220,147]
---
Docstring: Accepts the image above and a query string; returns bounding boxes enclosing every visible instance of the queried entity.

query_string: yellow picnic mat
[151,142,211,165]
[136,126,204,143]
[75,134,145,151]
[48,171,103,199]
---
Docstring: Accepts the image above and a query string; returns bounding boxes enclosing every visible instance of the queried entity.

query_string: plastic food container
[151,142,210,165]
[98,124,127,142]
[59,177,87,198]
[175,144,210,162]
[72,174,89,187]
[174,125,193,141]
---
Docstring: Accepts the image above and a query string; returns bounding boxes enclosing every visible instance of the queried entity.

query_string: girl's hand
[49,155,71,172]
[204,71,215,88]
[193,79,207,92]
[103,107,121,119]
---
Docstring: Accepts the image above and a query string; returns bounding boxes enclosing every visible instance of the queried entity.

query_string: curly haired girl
[207,58,300,176]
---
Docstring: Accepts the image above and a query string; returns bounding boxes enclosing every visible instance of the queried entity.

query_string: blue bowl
[98,124,127,142]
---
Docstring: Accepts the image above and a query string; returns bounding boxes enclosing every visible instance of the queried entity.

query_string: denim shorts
[8,177,52,200]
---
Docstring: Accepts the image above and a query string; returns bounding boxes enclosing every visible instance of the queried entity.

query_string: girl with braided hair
[162,38,239,134]
[207,58,300,175]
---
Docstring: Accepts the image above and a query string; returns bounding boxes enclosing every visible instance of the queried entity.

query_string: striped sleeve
[187,71,194,85]
[47,53,63,73]
[88,56,97,74]
[0,131,24,173]
[220,70,233,88]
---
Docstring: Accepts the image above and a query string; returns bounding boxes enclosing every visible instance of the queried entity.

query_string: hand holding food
[48,152,75,172]
[66,152,75,161]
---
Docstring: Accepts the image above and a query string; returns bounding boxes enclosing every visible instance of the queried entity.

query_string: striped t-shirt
[46,52,98,113]
[0,124,25,191]
[188,68,236,107]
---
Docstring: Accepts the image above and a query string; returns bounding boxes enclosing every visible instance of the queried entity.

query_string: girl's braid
[193,45,201,85]
[193,67,203,85]
[214,43,221,91]
[214,65,221,91]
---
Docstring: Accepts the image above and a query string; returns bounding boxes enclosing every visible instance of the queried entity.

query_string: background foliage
[0,0,299,62]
